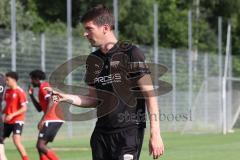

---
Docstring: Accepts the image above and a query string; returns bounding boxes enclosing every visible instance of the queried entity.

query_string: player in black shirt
[45,5,164,160]
[0,74,7,160]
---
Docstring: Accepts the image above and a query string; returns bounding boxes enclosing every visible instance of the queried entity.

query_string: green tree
[118,0,154,45]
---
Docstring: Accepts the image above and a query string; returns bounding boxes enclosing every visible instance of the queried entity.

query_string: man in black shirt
[0,74,7,160]
[46,5,164,160]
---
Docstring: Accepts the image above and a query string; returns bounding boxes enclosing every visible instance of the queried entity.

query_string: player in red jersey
[29,70,64,160]
[2,72,29,160]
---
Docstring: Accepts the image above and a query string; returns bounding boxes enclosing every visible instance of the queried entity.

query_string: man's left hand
[149,132,164,159]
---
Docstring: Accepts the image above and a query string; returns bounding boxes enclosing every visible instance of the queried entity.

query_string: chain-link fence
[1,28,240,139]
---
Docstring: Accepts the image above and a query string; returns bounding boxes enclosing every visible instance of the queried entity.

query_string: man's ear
[103,24,110,34]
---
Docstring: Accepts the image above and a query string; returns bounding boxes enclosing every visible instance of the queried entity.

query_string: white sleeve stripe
[21,101,28,106]
[44,94,51,99]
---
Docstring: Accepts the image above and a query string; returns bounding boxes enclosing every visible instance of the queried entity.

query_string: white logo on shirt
[0,86,3,93]
[110,61,120,68]
[12,93,17,98]
[94,70,101,74]
[94,73,121,85]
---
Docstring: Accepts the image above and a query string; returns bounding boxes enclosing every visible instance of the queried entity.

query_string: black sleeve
[29,94,42,112]
[84,54,103,86]
[84,55,95,86]
[128,46,151,80]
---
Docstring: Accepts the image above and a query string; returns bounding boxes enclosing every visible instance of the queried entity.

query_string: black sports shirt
[85,42,150,132]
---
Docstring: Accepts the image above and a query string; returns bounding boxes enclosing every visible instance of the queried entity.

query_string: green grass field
[4,130,240,160]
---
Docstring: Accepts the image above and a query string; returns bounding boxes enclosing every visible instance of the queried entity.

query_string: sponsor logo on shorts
[123,154,133,160]
[16,130,20,134]
[39,133,44,138]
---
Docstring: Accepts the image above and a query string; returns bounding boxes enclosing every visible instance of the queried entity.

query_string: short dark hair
[5,71,18,81]
[81,5,115,30]
[29,70,46,80]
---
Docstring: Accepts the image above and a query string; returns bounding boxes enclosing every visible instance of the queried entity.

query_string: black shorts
[90,127,145,160]
[3,122,24,138]
[38,122,63,142]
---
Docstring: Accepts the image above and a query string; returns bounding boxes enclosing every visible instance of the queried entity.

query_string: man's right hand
[28,85,33,95]
[44,87,67,102]
[5,114,14,122]
[38,121,44,130]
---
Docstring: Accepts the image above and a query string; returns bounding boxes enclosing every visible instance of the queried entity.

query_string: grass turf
[4,130,240,160]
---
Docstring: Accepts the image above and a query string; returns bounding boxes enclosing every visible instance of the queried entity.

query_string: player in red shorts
[2,72,29,160]
[29,70,64,160]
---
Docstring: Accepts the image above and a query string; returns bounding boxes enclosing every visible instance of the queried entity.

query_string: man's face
[83,21,105,47]
[31,78,40,87]
[5,77,16,88]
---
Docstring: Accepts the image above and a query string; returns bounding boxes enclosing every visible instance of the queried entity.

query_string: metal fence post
[11,0,16,71]
[41,33,46,72]
[67,0,73,138]
[172,49,176,131]
[218,16,223,132]
[204,53,208,125]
